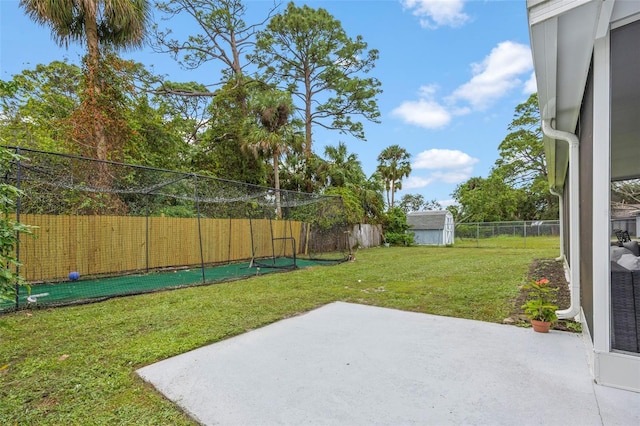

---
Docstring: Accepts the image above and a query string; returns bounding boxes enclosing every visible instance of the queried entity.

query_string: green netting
[1,147,351,312]
[0,258,339,312]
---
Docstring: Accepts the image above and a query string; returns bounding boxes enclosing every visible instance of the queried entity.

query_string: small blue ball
[69,271,80,281]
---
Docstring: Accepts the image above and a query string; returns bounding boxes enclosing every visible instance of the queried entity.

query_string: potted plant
[521,278,558,333]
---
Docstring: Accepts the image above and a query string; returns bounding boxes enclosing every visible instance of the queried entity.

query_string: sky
[0,0,535,207]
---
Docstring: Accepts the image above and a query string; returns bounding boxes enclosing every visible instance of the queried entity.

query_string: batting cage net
[1,147,350,312]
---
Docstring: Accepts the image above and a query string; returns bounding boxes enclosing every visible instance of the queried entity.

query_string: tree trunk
[81,6,120,214]
[390,181,395,208]
[230,29,242,78]
[302,68,314,193]
[84,11,105,162]
[273,152,282,219]
[386,186,391,210]
[304,66,313,159]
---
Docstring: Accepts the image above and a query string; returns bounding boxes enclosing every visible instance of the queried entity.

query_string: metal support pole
[194,175,206,283]
[145,195,150,273]
[14,147,22,310]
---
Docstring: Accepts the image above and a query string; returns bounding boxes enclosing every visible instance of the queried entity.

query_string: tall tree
[0,59,192,172]
[244,88,296,217]
[451,176,525,223]
[20,0,151,164]
[185,78,264,184]
[0,61,82,152]
[494,93,547,187]
[452,93,558,222]
[318,142,366,189]
[150,81,213,147]
[360,172,385,223]
[154,0,275,85]
[153,1,283,181]
[125,90,193,171]
[399,193,425,213]
[398,194,441,213]
[376,144,411,209]
[316,142,384,224]
[278,147,312,192]
[492,92,556,219]
[252,2,382,159]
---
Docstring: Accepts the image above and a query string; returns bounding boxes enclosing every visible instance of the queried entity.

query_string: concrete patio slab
[137,302,640,425]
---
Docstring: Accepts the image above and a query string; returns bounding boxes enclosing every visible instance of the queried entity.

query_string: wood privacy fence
[17,214,303,282]
[347,224,383,249]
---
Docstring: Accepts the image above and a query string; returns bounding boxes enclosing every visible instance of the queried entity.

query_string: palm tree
[317,143,385,223]
[319,142,366,189]
[360,171,385,223]
[20,0,151,163]
[376,144,412,209]
[244,89,296,218]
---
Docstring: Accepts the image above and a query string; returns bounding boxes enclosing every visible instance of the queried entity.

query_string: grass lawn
[0,236,558,424]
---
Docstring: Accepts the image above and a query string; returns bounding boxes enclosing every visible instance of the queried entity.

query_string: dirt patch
[509,258,581,332]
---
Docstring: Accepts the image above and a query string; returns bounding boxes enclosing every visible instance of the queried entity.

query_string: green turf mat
[1,257,341,312]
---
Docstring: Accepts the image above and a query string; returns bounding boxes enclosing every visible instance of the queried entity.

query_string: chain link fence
[455,220,560,248]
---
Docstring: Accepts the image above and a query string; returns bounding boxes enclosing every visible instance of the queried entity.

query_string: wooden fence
[347,224,383,249]
[16,214,303,282]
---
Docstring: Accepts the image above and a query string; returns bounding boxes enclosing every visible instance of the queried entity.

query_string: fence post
[14,147,22,310]
[145,195,150,274]
[523,221,527,248]
[476,222,479,248]
[194,174,206,284]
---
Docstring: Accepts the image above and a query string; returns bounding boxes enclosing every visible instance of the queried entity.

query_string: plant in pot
[521,278,558,333]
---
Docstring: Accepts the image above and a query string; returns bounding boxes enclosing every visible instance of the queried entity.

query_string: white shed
[407,211,454,246]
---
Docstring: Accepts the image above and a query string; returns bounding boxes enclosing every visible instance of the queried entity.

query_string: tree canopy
[244,86,298,217]
[0,61,81,152]
[452,93,558,222]
[252,2,382,159]
[20,0,151,163]
[154,0,275,84]
[8,2,567,227]
[377,144,411,209]
[398,194,442,213]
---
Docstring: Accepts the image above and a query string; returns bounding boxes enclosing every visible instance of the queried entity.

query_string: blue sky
[0,0,535,206]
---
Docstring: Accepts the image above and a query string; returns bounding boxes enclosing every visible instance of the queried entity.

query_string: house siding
[563,189,570,269]
[528,0,640,392]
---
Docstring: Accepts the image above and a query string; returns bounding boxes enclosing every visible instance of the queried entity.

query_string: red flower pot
[531,319,551,333]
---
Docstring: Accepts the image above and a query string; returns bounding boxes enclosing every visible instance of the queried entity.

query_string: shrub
[382,207,413,246]
[0,147,35,302]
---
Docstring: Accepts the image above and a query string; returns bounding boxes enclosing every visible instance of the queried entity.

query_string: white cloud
[450,106,472,116]
[438,199,458,208]
[403,176,434,189]
[448,41,533,110]
[523,72,537,94]
[391,84,452,129]
[431,168,474,184]
[391,99,451,129]
[392,41,533,129]
[412,149,478,170]
[402,0,470,29]
[418,84,438,97]
[407,149,477,189]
